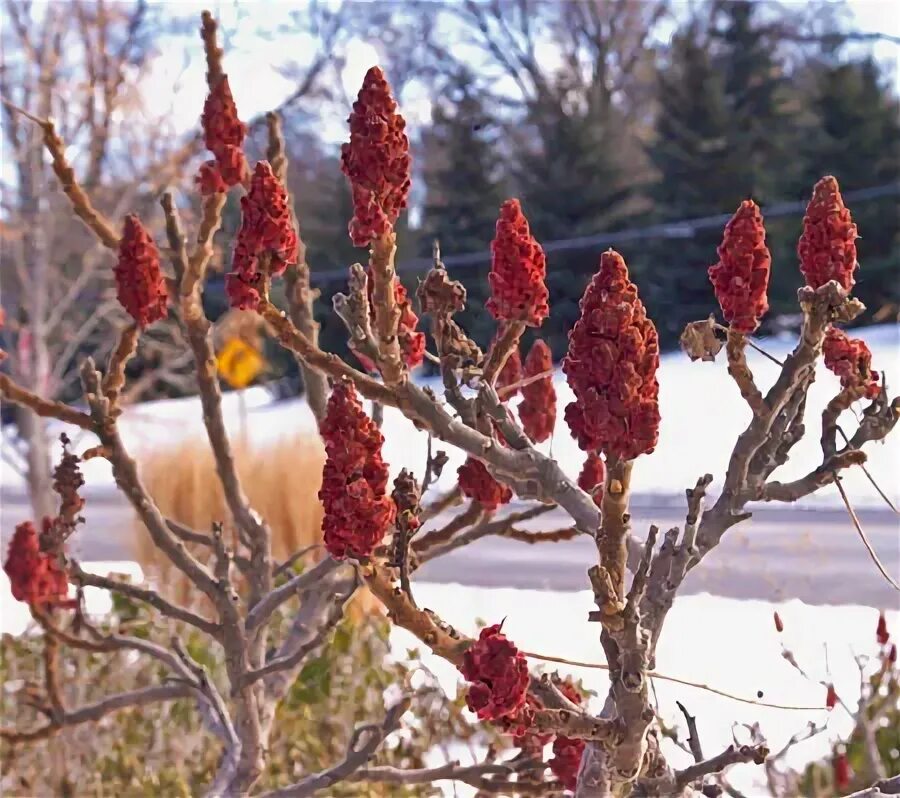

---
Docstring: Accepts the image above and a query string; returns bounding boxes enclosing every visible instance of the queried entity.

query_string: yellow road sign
[216,337,265,389]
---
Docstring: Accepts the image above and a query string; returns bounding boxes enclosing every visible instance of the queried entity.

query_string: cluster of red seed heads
[460,623,530,722]
[457,457,512,511]
[115,215,168,328]
[340,66,411,247]
[226,161,299,310]
[3,520,70,608]
[823,327,880,399]
[459,626,586,792]
[518,340,556,443]
[318,379,395,560]
[798,176,859,292]
[197,76,249,195]
[708,200,771,334]
[563,250,661,462]
[577,451,606,506]
[487,199,550,327]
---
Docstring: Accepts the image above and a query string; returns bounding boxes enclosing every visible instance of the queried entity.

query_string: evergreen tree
[643,22,735,342]
[642,1,800,345]
[513,98,644,358]
[793,56,900,320]
[420,70,507,349]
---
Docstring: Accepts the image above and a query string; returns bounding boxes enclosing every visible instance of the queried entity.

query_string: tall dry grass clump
[134,433,325,605]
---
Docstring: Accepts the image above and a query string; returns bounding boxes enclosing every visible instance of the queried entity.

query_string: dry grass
[133,433,343,607]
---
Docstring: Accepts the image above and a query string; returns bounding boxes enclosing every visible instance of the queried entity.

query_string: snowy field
[3,324,898,510]
[2,563,895,796]
[394,582,899,796]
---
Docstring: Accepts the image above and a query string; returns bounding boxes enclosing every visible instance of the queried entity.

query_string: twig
[41,117,121,249]
[352,758,547,789]
[184,192,226,297]
[0,683,192,744]
[725,331,766,414]
[272,544,322,579]
[760,449,867,502]
[841,774,900,797]
[713,323,784,367]
[418,505,565,562]
[256,698,412,798]
[101,323,139,412]
[80,360,221,600]
[675,744,769,789]
[834,476,900,591]
[242,586,350,687]
[368,232,404,385]
[413,502,485,553]
[521,651,826,711]
[677,701,704,763]
[0,374,93,430]
[258,298,394,405]
[246,557,344,632]
[69,561,220,636]
[200,10,225,88]
[420,485,462,523]
[482,320,525,386]
[497,366,555,398]
[837,425,898,513]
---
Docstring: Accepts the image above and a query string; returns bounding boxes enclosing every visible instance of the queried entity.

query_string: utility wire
[300,182,900,285]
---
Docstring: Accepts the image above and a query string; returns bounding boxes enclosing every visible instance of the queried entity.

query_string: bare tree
[1,10,898,798]
[0,0,352,518]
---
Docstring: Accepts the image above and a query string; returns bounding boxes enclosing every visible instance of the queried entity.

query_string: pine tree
[642,2,800,344]
[512,98,643,357]
[420,70,506,348]
[643,22,736,342]
[794,56,900,320]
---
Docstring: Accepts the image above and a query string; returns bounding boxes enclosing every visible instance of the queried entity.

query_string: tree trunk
[17,404,55,520]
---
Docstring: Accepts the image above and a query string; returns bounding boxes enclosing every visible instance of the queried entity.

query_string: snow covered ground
[3,323,897,509]
[3,565,895,796]
[392,582,897,796]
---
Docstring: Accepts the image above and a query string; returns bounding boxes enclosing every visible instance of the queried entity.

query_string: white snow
[2,324,898,508]
[390,582,900,796]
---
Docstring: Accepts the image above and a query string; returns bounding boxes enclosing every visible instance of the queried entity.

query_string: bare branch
[675,744,769,789]
[256,698,412,798]
[69,561,220,636]
[0,683,192,744]
[0,373,93,429]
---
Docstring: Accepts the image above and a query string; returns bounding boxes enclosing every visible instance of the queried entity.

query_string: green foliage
[0,590,489,797]
[800,652,899,795]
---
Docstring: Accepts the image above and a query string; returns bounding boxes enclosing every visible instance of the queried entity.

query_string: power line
[201,181,899,291]
[300,182,900,285]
